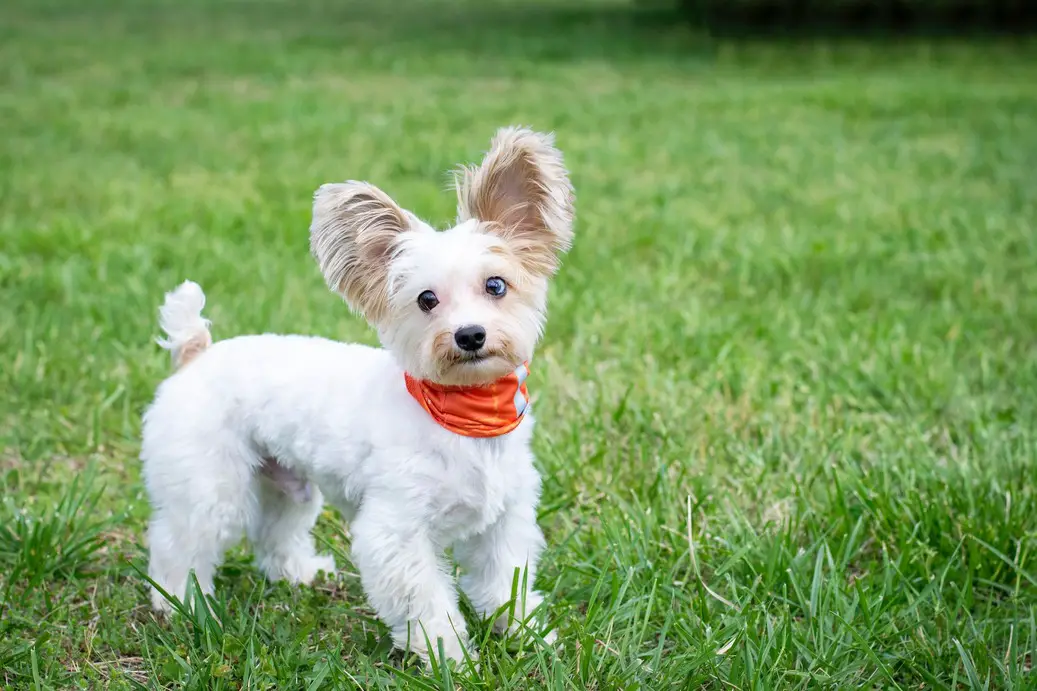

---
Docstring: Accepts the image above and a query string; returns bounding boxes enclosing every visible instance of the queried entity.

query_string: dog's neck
[403,362,530,438]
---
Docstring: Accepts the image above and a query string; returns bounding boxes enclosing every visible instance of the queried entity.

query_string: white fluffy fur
[156,280,211,368]
[141,127,574,663]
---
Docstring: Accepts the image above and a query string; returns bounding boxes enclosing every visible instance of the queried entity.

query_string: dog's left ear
[455,126,575,277]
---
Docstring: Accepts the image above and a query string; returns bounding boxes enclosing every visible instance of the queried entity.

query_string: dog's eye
[417,290,439,312]
[485,277,507,298]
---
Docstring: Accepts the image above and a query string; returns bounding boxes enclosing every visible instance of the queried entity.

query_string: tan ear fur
[310,181,409,321]
[455,127,575,277]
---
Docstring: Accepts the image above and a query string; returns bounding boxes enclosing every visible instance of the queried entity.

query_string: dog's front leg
[350,495,469,663]
[454,493,553,641]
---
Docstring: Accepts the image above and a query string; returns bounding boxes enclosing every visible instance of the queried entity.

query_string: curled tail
[157,281,212,369]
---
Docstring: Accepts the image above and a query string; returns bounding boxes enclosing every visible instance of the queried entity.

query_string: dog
[140,127,575,663]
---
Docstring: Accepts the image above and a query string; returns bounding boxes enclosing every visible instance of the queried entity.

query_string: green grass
[2,0,1037,687]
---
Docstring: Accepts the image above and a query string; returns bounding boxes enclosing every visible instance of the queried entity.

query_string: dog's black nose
[454,325,486,352]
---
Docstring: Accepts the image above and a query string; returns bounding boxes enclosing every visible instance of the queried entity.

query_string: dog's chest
[429,442,513,543]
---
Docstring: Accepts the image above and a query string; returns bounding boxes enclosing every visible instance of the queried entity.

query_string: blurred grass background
[2,0,1037,688]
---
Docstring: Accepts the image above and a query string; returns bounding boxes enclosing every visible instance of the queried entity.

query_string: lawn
[2,0,1037,688]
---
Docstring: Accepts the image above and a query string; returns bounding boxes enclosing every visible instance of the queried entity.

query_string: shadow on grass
[8,0,1036,73]
[7,0,709,63]
[689,0,1037,38]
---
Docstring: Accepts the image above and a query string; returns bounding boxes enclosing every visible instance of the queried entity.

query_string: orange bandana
[404,363,531,438]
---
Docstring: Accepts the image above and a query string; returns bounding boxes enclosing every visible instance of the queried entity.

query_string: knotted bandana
[404,362,530,438]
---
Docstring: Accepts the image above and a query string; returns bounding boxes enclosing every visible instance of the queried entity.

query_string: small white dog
[140,127,575,662]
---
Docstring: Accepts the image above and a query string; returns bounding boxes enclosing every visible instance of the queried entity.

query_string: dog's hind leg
[247,459,335,586]
[147,495,251,613]
[143,434,258,614]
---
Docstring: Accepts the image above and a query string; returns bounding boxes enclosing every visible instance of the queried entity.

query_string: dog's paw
[420,641,479,675]
[150,589,174,616]
[492,592,558,650]
[294,553,337,585]
[396,620,472,668]
[492,590,549,635]
[263,552,336,585]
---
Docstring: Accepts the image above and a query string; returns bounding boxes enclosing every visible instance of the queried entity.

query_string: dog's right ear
[310,181,410,322]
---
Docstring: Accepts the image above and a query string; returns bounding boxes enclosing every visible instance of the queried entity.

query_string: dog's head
[310,127,575,386]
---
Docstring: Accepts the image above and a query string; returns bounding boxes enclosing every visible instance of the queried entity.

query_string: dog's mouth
[436,350,518,386]
[445,344,507,366]
[451,353,501,373]
[431,333,521,384]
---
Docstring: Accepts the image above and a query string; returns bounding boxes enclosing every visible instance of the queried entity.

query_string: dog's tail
[157,281,212,369]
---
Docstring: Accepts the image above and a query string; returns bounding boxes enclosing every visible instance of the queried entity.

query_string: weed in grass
[0,467,114,587]
[0,469,114,688]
